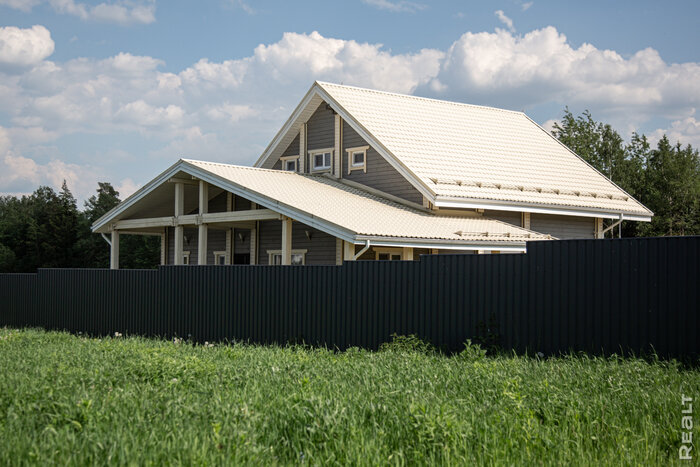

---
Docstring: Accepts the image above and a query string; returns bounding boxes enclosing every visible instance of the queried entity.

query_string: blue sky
[1,0,699,201]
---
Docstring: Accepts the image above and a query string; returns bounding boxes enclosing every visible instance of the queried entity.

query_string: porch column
[198,180,208,265]
[174,182,184,265]
[343,241,355,261]
[402,247,414,261]
[110,230,119,270]
[281,217,292,265]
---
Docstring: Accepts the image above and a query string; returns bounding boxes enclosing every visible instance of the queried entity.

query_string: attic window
[346,145,369,174]
[280,155,299,172]
[310,148,333,171]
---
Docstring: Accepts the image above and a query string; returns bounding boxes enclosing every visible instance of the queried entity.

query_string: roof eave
[433,197,653,222]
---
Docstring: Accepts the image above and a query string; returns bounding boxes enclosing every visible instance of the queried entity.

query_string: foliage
[0,182,160,272]
[379,333,436,354]
[552,109,699,237]
[0,328,697,465]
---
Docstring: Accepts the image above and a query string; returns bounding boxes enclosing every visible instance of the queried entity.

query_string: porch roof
[93,159,552,250]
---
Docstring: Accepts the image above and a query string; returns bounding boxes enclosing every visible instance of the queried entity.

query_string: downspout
[101,233,112,246]
[602,213,624,238]
[353,240,371,260]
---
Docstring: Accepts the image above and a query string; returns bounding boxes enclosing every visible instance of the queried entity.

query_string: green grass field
[0,328,698,465]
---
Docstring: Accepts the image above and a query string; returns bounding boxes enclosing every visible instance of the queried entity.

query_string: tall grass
[0,327,697,465]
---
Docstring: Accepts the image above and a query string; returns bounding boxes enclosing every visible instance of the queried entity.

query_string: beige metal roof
[312,82,652,219]
[184,159,550,245]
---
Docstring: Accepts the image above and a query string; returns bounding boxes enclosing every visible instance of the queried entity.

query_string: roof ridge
[316,81,524,116]
[183,159,296,175]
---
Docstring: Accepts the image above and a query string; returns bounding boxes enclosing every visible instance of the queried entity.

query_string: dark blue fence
[1,237,698,357]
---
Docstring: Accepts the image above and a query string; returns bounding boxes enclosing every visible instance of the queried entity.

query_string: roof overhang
[434,197,653,222]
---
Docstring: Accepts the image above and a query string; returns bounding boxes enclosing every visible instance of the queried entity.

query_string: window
[267,249,308,265]
[346,145,369,174]
[213,251,227,265]
[280,155,299,172]
[374,248,402,261]
[181,251,190,265]
[309,149,333,171]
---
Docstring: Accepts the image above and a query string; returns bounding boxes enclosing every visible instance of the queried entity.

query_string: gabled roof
[93,159,550,252]
[255,82,652,221]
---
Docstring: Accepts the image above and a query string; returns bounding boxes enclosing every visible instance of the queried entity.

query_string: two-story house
[92,82,652,268]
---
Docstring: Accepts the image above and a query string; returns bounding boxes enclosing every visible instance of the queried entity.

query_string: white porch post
[198,180,208,265]
[343,241,355,261]
[402,247,414,261]
[281,217,292,265]
[110,230,119,270]
[174,182,184,265]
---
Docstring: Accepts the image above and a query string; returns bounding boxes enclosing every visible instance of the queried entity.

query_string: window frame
[280,155,299,172]
[266,249,308,265]
[213,250,228,265]
[309,148,333,172]
[374,247,403,261]
[346,145,369,174]
[181,251,191,265]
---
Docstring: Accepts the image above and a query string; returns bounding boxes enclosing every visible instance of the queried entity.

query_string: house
[92,82,652,268]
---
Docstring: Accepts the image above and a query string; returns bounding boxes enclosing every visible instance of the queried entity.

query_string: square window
[352,151,365,166]
[346,146,369,174]
[285,160,296,171]
[311,150,332,170]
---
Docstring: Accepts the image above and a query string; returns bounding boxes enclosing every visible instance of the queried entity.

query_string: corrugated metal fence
[0,237,698,357]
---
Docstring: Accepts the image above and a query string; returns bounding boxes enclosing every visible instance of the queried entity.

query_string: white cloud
[1,0,155,25]
[422,26,700,124]
[649,117,700,148]
[1,25,699,202]
[115,177,140,198]
[361,0,426,13]
[0,25,54,68]
[521,2,533,11]
[494,10,515,32]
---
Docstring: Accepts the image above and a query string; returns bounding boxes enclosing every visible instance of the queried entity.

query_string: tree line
[0,182,160,272]
[0,109,698,272]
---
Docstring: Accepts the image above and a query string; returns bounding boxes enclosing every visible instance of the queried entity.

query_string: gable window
[309,149,333,171]
[280,155,299,172]
[346,145,369,174]
[267,249,307,265]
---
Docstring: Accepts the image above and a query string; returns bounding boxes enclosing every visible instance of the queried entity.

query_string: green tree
[637,137,700,236]
[76,182,121,268]
[77,182,160,269]
[552,108,643,237]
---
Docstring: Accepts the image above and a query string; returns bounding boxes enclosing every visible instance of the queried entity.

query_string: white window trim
[213,250,228,265]
[280,155,299,172]
[374,247,403,261]
[266,249,308,265]
[182,251,190,265]
[309,148,334,172]
[346,145,369,174]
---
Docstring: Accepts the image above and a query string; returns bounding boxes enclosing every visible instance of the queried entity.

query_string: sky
[1,0,699,202]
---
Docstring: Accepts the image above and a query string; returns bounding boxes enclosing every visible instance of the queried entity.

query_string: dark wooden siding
[531,213,595,239]
[272,134,301,170]
[342,122,423,204]
[307,104,335,154]
[483,209,522,227]
[208,191,228,213]
[257,220,337,265]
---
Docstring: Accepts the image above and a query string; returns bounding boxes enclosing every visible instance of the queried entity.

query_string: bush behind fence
[0,237,698,357]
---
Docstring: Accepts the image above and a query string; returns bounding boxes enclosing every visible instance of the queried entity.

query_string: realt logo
[680,394,694,461]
